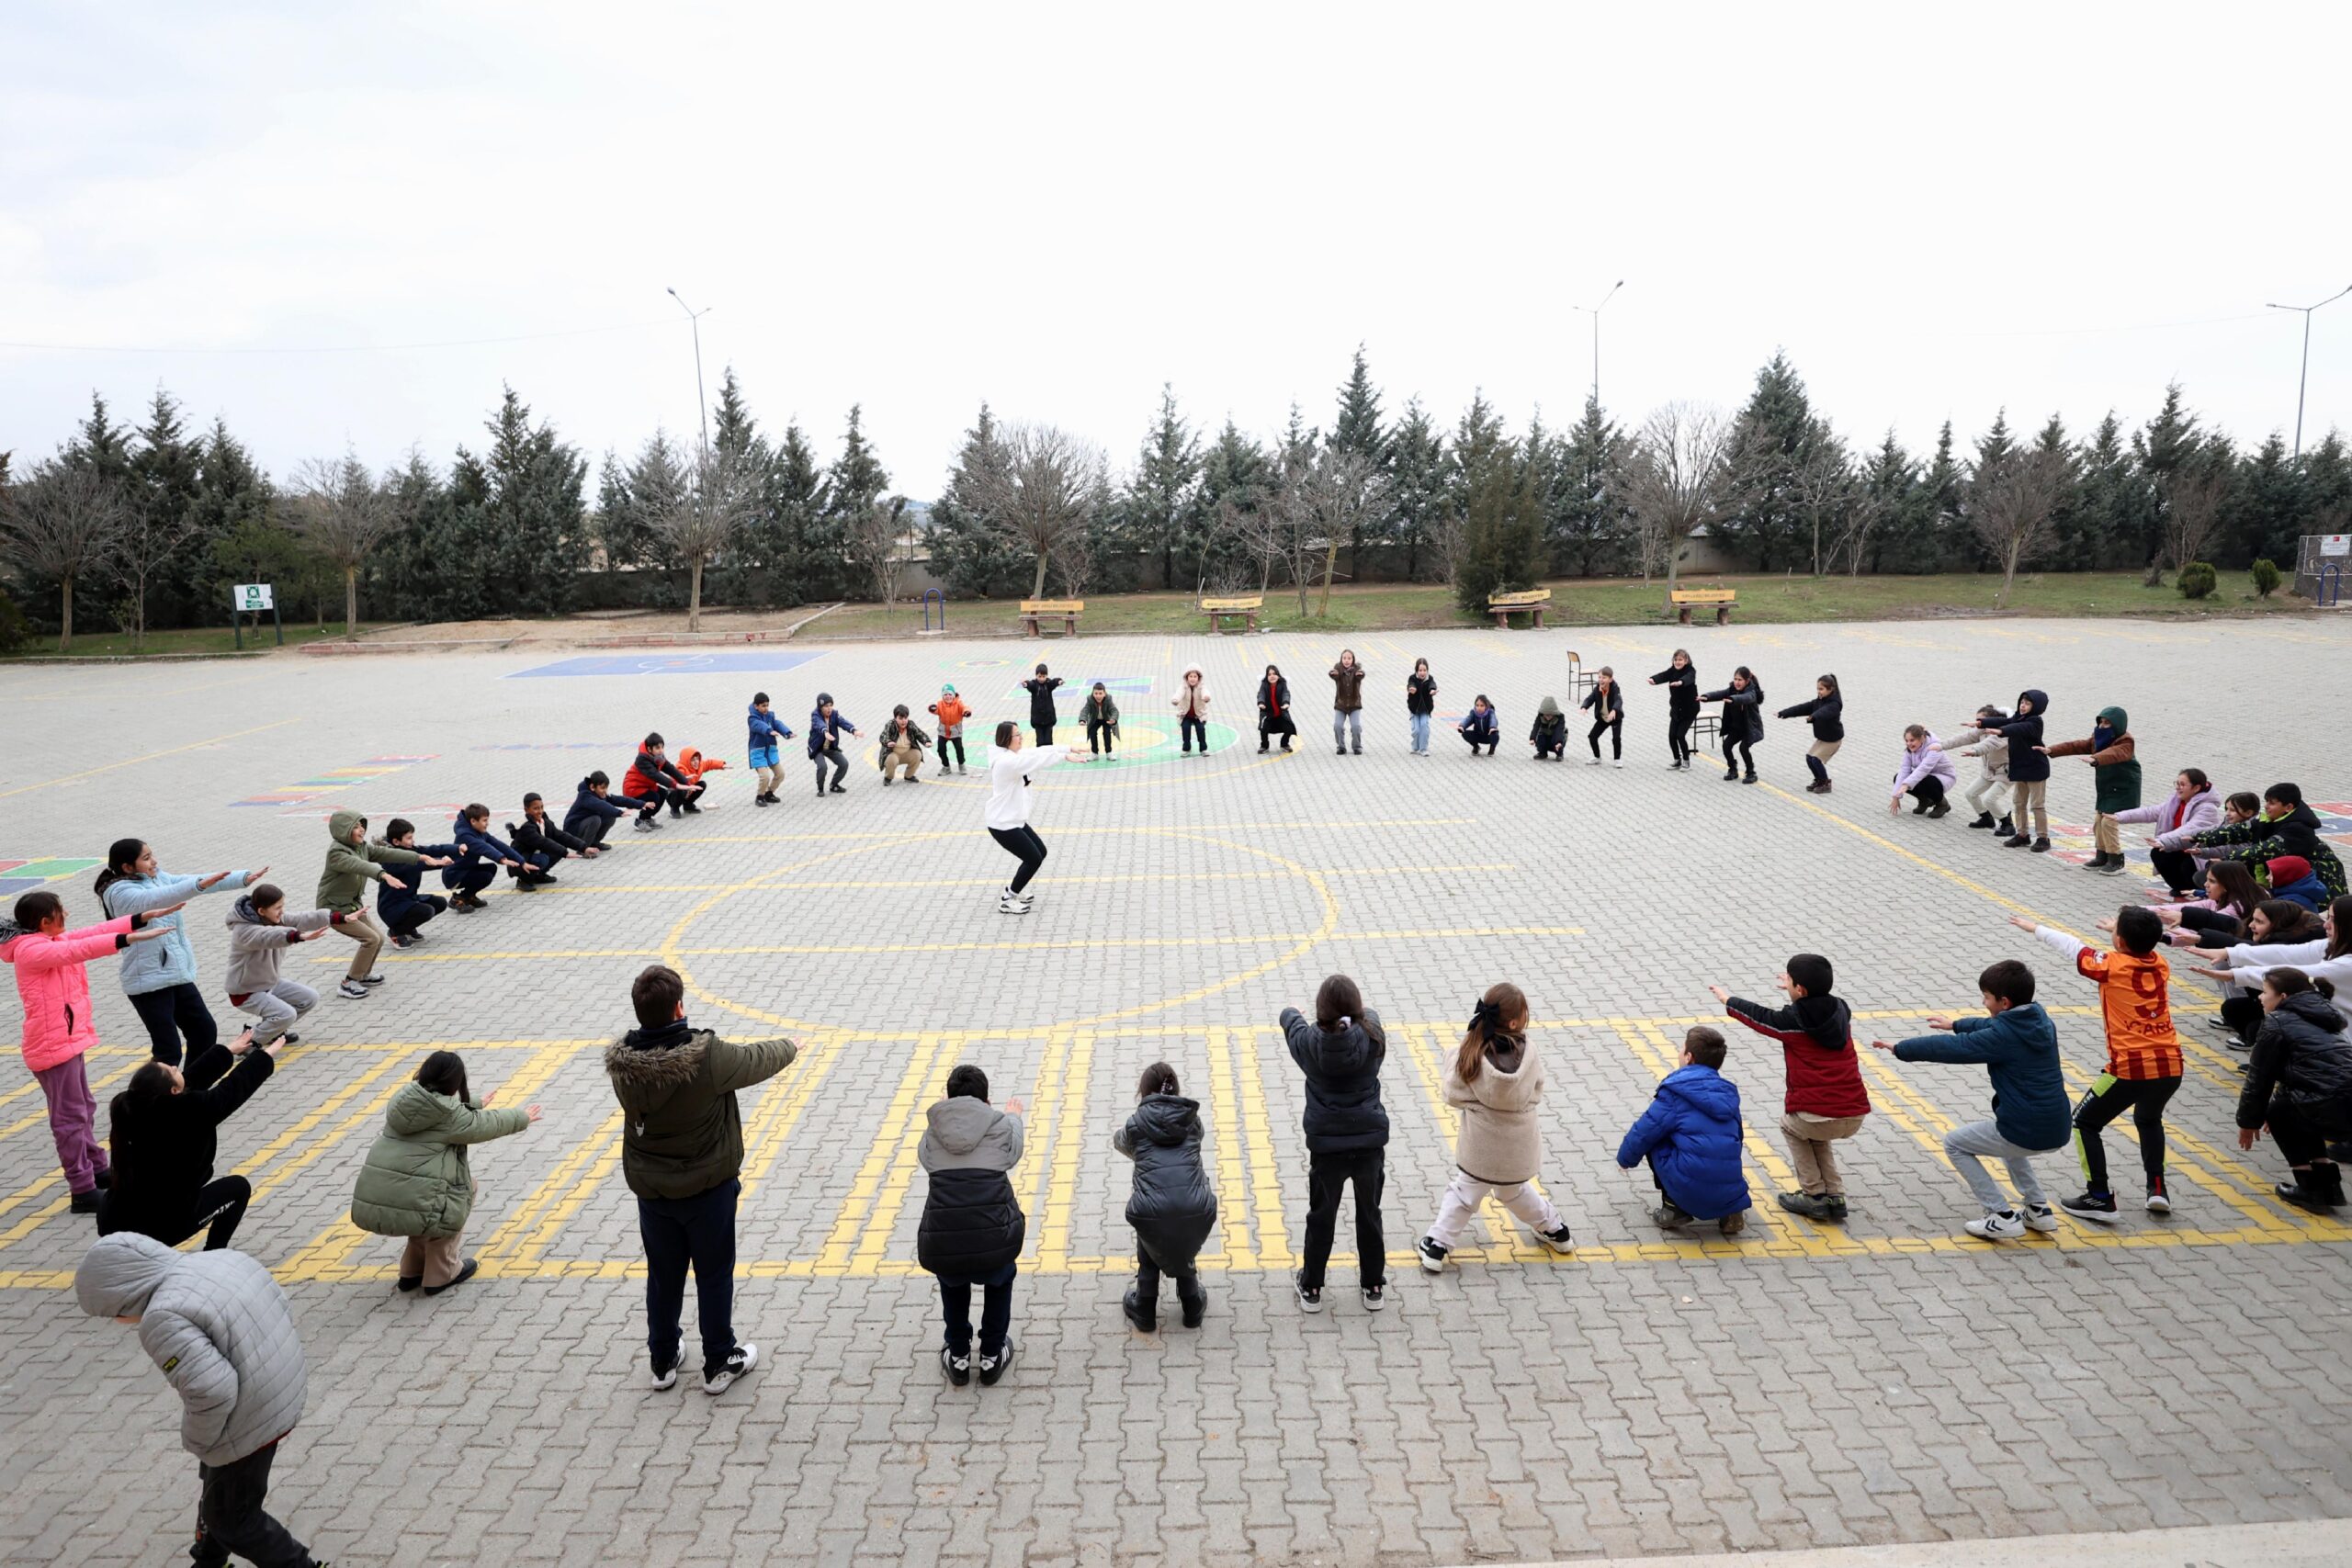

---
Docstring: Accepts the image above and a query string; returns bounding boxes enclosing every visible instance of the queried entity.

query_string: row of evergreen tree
[5,350,2346,641]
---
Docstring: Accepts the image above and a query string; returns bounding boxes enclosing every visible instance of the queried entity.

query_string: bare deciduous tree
[2157,467,2230,584]
[1622,403,1733,594]
[289,450,405,640]
[1306,447,1390,616]
[654,447,759,633]
[1210,494,1284,600]
[1968,445,2072,604]
[1835,486,1894,578]
[975,423,1109,599]
[1787,432,1853,580]
[849,494,912,609]
[1,462,132,651]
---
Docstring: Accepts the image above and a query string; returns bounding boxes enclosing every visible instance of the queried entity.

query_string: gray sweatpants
[1944,1119,2058,1212]
[234,980,318,1045]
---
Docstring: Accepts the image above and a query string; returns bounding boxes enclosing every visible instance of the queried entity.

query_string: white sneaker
[1964,1210,2025,1242]
[2145,1192,2172,1215]
[650,1330,684,1390]
[1586,756,1601,766]
[337,980,370,1000]
[2021,1203,2061,1233]
[997,896,1030,916]
[702,1342,757,1394]
[1612,758,1624,768]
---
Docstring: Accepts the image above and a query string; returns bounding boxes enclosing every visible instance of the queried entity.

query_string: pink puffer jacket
[2,918,134,1072]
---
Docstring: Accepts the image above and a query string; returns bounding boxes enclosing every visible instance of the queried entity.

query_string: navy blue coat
[1616,1064,1752,1219]
[564,780,627,839]
[1996,689,2051,783]
[1280,1008,1389,1153]
[1891,1002,2069,1150]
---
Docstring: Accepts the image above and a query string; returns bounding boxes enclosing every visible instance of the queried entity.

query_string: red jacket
[1724,993,1871,1119]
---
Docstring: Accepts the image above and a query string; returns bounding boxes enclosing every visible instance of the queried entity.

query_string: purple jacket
[1890,733,1959,798]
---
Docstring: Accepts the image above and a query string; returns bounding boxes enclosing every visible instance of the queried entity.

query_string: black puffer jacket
[1997,689,2050,783]
[1699,681,1765,744]
[102,1043,276,1236]
[2238,991,2352,1134]
[1114,1093,1218,1269]
[1280,1007,1389,1152]
[915,1096,1026,1279]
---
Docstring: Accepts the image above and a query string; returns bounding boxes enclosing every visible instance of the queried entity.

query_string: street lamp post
[2265,284,2350,459]
[666,287,714,462]
[1572,279,1624,409]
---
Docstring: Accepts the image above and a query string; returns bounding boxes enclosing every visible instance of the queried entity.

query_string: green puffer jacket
[349,1080,531,1238]
[316,809,421,915]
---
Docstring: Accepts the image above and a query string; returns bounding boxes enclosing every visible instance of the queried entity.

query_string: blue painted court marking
[508,651,830,679]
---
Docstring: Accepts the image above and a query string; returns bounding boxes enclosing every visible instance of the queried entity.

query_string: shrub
[2177,560,2217,600]
[0,589,28,656]
[2251,558,2282,597]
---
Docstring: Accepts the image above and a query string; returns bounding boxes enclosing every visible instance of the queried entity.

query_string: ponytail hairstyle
[2204,861,2259,922]
[2179,767,2211,794]
[1904,723,1928,741]
[2224,791,2261,818]
[414,1049,470,1105]
[94,838,146,899]
[2327,894,2352,962]
[107,1061,183,1194]
[1816,672,1840,698]
[1454,981,1529,1083]
[993,719,1018,748]
[1314,973,1364,1032]
[1731,664,1755,687]
[1136,1062,1180,1100]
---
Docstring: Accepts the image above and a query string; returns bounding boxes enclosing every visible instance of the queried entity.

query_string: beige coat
[1170,668,1211,718]
[1442,1032,1545,1184]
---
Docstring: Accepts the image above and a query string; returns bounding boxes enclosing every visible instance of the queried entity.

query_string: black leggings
[1587,716,1623,759]
[2148,847,2200,894]
[129,982,219,1066]
[1180,715,1207,752]
[939,736,966,769]
[814,746,848,792]
[97,1175,251,1252]
[2073,1073,2181,1195]
[1668,712,1695,764]
[1905,776,1948,809]
[389,895,447,939]
[989,825,1048,894]
[1723,737,1754,775]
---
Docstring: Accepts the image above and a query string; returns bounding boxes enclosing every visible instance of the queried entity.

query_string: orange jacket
[675,747,728,782]
[929,695,970,737]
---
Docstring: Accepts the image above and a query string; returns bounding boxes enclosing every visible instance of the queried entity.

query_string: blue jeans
[1409,712,1430,752]
[1332,709,1363,749]
[639,1178,740,1376]
[939,1259,1017,1358]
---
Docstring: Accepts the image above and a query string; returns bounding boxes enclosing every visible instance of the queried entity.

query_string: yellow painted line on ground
[1035,1029,1097,1271]
[849,1032,956,1276]
[0,717,299,800]
[1233,1025,1294,1269]
[812,1033,949,1276]
[741,1032,848,1198]
[646,818,1475,847]
[475,1109,625,1268]
[247,1066,419,1205]
[510,1125,628,1269]
[238,1053,413,1200]
[1200,1027,1257,1269]
[1018,1030,1071,1261]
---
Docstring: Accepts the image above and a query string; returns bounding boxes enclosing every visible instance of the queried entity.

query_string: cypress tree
[1120,385,1204,592]
[1553,395,1634,576]
[931,404,1028,598]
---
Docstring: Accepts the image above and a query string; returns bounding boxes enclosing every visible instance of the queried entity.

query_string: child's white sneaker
[1416,1237,1448,1273]
[1964,1209,2025,1242]
[1537,1224,1576,1253]
[2021,1203,2061,1233]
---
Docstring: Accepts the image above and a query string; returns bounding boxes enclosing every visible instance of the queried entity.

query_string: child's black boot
[1177,1280,1207,1327]
[1121,1287,1157,1333]
[1967,812,1996,829]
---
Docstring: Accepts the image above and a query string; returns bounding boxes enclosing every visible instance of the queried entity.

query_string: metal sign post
[232,583,279,649]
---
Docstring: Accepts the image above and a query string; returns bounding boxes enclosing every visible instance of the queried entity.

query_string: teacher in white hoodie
[985,720,1086,915]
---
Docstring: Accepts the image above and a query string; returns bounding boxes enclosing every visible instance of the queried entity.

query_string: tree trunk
[688,558,705,633]
[2000,543,2019,605]
[1318,536,1340,616]
[1031,554,1049,598]
[58,572,74,652]
[344,565,360,640]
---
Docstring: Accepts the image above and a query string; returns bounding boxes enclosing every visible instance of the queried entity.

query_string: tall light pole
[2266,284,2350,458]
[666,287,713,462]
[1572,279,1623,409]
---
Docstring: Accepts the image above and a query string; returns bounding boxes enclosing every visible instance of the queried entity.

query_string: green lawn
[812,571,2312,638]
[3,621,390,660]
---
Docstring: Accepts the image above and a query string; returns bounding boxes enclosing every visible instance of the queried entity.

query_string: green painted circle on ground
[1065,715,1243,769]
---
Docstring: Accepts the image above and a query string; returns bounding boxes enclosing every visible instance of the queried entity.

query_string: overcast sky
[5,1,2348,499]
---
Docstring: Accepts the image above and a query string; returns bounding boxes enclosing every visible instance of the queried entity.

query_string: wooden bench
[1199,594,1263,634]
[1487,587,1552,628]
[1019,599,1084,637]
[1669,586,1736,626]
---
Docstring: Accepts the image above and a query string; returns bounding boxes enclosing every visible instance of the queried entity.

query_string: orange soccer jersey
[2074,945,2183,1079]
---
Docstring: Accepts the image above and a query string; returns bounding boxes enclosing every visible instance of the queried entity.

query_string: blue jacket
[2272,872,2330,913]
[1458,706,1498,743]
[564,779,626,838]
[1616,1064,1751,1220]
[99,869,253,996]
[747,703,795,753]
[808,708,855,758]
[449,818,517,874]
[1891,1002,2069,1150]
[380,843,458,921]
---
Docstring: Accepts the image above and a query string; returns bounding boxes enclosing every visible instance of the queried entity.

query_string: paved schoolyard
[1,616,2348,1568]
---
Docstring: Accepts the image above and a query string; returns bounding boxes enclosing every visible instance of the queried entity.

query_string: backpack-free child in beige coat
[1418,983,1577,1271]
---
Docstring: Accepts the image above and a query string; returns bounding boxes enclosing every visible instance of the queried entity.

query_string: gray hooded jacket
[75,1234,307,1466]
